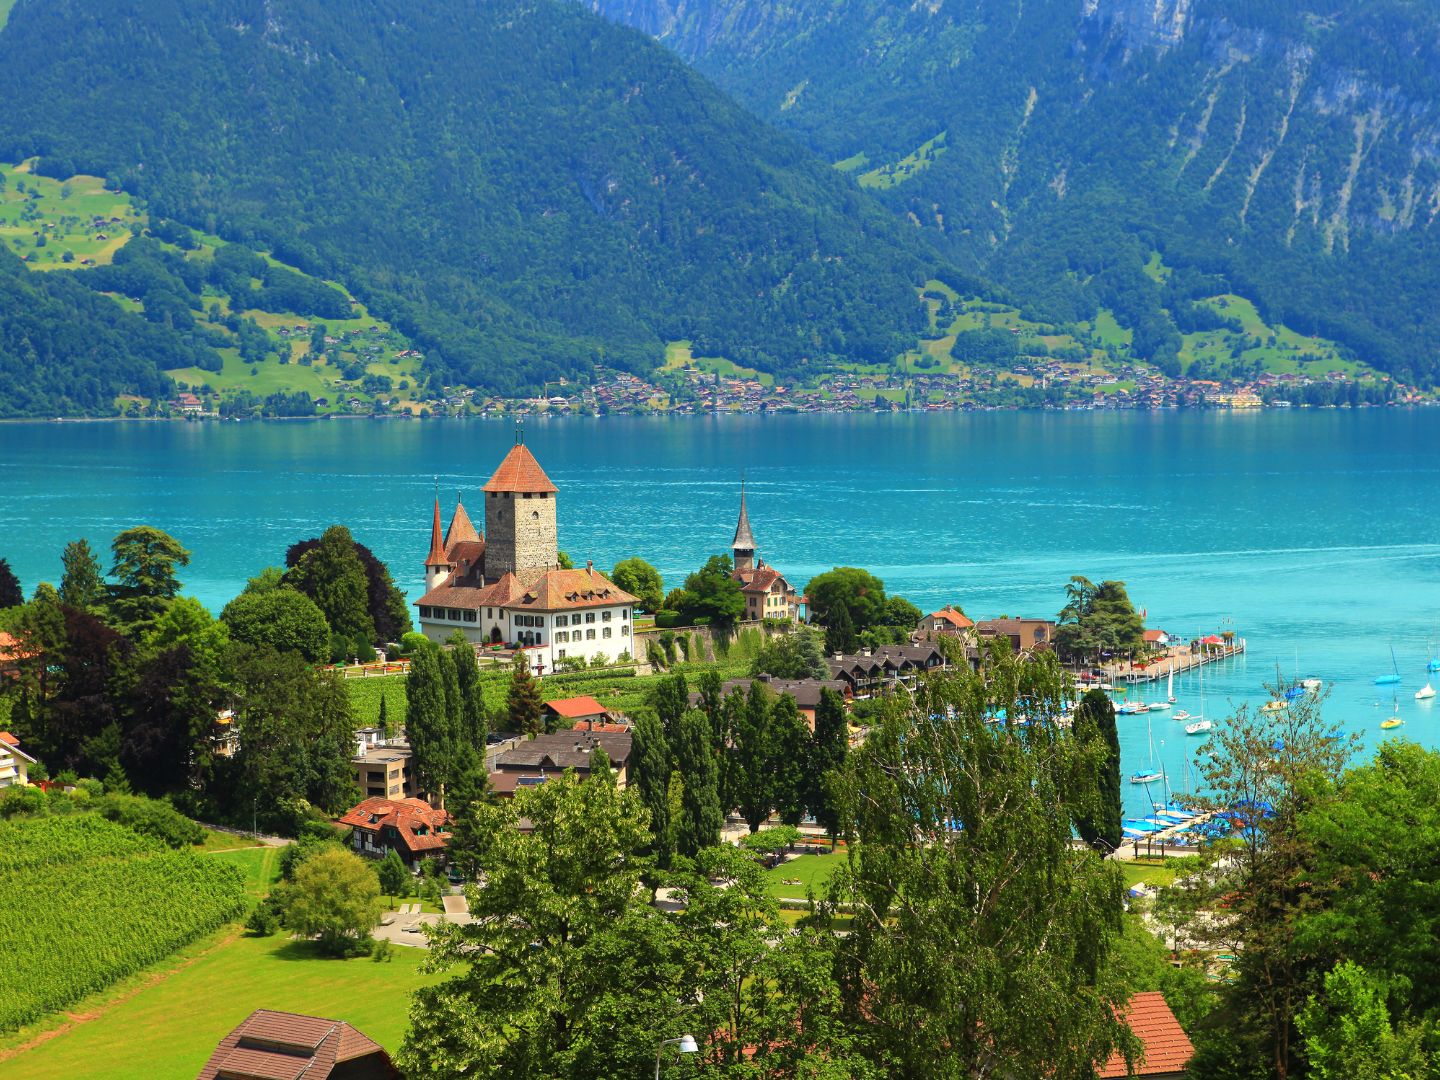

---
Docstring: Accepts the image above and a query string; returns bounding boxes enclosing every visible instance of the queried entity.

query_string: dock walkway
[1101,640,1245,685]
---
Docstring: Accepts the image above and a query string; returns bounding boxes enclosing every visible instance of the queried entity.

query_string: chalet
[1097,992,1194,1078]
[542,695,611,728]
[826,643,947,696]
[916,605,974,638]
[0,732,36,789]
[489,729,633,796]
[198,1010,399,1080]
[338,797,450,867]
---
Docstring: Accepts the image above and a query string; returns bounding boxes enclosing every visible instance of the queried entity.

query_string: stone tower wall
[484,491,558,580]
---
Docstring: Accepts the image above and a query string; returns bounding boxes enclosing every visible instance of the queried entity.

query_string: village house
[542,695,616,729]
[916,605,974,639]
[975,617,1056,654]
[338,796,450,867]
[728,483,804,623]
[488,728,633,797]
[172,391,204,415]
[415,436,637,674]
[0,732,36,789]
[198,1010,400,1080]
[0,631,34,679]
[827,643,948,697]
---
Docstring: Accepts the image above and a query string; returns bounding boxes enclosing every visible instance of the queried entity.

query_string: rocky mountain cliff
[592,0,1440,380]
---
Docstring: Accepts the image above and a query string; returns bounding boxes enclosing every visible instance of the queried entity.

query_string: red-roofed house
[415,438,636,672]
[197,1009,399,1080]
[1143,629,1173,648]
[543,695,610,726]
[917,605,975,638]
[1097,992,1194,1078]
[0,732,35,789]
[338,797,451,868]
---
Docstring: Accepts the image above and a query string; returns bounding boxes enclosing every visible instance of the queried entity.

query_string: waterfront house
[415,438,636,673]
[728,482,803,623]
[916,605,974,638]
[198,1009,399,1080]
[338,796,450,867]
[975,618,1056,654]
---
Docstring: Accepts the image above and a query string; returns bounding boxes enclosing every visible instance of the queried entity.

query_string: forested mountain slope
[0,0,933,392]
[591,0,1440,383]
[0,244,215,416]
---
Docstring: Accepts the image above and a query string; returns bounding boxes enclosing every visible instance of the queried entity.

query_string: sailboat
[1376,646,1402,685]
[1129,713,1165,785]
[1185,719,1213,736]
[1168,665,1176,704]
[1417,684,1436,701]
[1382,692,1403,729]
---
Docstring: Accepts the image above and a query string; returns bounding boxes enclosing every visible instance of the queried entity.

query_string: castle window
[556,631,568,643]
[557,649,566,660]
[539,492,549,499]
[602,627,612,639]
[531,511,539,520]
[601,611,612,622]
[586,629,596,640]
[556,615,568,627]
[464,610,477,623]
[523,492,532,499]
[448,609,461,621]
[585,613,596,624]
[419,606,432,619]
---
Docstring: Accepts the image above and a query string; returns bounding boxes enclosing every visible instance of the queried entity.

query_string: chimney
[586,560,593,572]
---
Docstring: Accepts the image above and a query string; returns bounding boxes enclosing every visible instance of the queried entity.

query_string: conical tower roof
[483,443,558,493]
[732,482,756,551]
[425,495,446,565]
[444,494,480,547]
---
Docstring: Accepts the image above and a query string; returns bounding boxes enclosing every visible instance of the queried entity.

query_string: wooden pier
[1100,639,1246,686]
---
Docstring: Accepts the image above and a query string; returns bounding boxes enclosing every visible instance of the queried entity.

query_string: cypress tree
[58,540,104,610]
[673,708,722,857]
[406,641,455,801]
[807,687,849,841]
[768,693,810,826]
[735,682,775,832]
[0,559,21,610]
[824,601,858,656]
[631,710,674,867]
[447,631,486,747]
[507,650,544,736]
[1073,688,1122,852]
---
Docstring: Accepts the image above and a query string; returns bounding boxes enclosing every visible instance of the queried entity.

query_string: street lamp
[654,1034,698,1079]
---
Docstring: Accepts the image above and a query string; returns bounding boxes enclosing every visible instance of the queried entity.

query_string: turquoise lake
[3,410,1438,817]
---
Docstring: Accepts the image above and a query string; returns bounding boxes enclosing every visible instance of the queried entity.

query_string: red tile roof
[511,567,637,612]
[1143,630,1167,642]
[337,797,451,856]
[735,566,785,594]
[197,1009,396,1080]
[484,444,558,493]
[0,731,17,747]
[544,695,609,719]
[926,605,974,630]
[1097,992,1194,1077]
[444,497,480,547]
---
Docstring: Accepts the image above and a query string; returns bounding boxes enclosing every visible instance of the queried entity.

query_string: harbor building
[415,436,636,673]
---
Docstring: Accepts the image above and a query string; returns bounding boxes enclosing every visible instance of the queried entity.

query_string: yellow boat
[1381,717,1403,730]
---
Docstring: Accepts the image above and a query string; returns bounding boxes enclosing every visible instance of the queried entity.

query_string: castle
[728,482,803,623]
[416,437,635,674]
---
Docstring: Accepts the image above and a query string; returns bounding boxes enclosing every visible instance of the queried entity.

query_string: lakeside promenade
[1100,639,1246,686]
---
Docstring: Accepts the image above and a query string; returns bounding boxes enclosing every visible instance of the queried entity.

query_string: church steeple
[731,478,756,573]
[424,483,449,591]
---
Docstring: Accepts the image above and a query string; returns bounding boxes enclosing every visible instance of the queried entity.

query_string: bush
[398,631,430,655]
[654,610,683,628]
[94,793,205,848]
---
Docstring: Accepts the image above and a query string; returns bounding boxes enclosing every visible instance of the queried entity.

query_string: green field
[763,851,844,900]
[1121,860,1180,891]
[663,340,774,387]
[1179,294,1365,378]
[858,131,947,190]
[208,845,285,901]
[0,932,441,1080]
[0,163,141,269]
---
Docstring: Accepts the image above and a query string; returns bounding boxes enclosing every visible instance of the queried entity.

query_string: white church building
[415,437,636,674]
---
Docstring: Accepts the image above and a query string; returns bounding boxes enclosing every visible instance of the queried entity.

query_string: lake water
[3,410,1439,816]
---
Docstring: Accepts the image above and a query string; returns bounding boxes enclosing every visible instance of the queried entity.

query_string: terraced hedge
[0,815,246,1031]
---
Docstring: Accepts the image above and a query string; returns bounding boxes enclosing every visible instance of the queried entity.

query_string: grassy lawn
[1121,860,1180,891]
[199,827,266,852]
[763,851,844,901]
[167,349,341,398]
[208,846,284,902]
[0,932,442,1080]
[663,341,774,387]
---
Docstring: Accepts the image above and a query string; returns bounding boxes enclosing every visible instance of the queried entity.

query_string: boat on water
[1148,702,1170,711]
[1130,771,1164,785]
[1119,702,1148,716]
[1167,665,1176,705]
[1381,717,1403,730]
[1172,710,1194,722]
[1418,684,1437,701]
[1376,645,1402,685]
[1186,720,1213,736]
[1302,678,1323,691]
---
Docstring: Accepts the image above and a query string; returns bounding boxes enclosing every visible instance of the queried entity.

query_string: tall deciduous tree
[673,708,722,857]
[507,649,544,736]
[610,557,663,613]
[680,554,745,628]
[220,586,330,661]
[106,526,190,631]
[805,566,887,631]
[400,771,684,1079]
[281,847,382,956]
[58,538,104,610]
[1072,688,1122,852]
[284,524,373,644]
[768,693,809,826]
[832,645,1134,1078]
[751,626,828,680]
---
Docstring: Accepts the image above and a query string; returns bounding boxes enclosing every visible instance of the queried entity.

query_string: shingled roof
[444,496,480,548]
[1097,992,1195,1078]
[337,797,451,857]
[197,1009,397,1080]
[425,496,446,566]
[484,443,558,493]
[509,567,637,612]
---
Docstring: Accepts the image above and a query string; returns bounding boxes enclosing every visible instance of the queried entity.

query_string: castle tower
[482,433,559,582]
[424,492,450,591]
[731,479,756,574]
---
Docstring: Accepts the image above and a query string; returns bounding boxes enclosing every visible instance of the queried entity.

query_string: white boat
[1186,720,1213,736]
[1167,665,1176,704]
[1172,710,1194,722]
[1149,702,1170,711]
[1130,771,1164,785]
[1418,684,1436,701]
[1302,678,1322,691]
